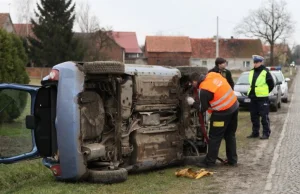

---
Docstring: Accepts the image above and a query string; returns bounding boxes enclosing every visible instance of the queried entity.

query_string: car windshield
[236,73,249,85]
[272,72,284,82]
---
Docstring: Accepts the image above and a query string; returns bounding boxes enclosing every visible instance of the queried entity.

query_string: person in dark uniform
[187,72,239,167]
[247,55,274,140]
[209,57,235,89]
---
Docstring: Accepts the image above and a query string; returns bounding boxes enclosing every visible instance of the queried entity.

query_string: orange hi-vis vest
[199,72,237,113]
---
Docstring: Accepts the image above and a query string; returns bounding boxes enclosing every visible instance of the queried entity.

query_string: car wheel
[83,61,125,74]
[271,104,278,112]
[87,168,128,184]
[282,98,288,103]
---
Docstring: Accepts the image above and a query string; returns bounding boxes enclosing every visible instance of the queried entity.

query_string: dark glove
[192,101,200,110]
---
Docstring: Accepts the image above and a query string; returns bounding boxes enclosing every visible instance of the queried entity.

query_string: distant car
[267,67,290,103]
[234,71,282,112]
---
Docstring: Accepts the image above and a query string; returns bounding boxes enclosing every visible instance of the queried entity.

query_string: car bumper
[237,96,277,107]
[237,96,251,107]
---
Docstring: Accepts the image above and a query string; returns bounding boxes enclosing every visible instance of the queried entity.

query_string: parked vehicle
[234,71,282,112]
[0,61,208,184]
[267,67,290,102]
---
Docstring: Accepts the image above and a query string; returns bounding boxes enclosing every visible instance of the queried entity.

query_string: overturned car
[0,61,208,183]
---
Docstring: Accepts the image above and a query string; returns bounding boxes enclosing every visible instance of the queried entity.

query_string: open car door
[0,83,40,163]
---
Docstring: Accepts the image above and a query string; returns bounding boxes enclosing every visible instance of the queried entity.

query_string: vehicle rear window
[236,73,249,85]
[272,72,284,82]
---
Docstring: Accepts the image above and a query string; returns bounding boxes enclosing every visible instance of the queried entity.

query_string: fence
[26,67,52,79]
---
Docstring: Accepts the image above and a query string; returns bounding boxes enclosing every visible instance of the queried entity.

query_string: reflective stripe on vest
[200,72,237,113]
[247,70,269,97]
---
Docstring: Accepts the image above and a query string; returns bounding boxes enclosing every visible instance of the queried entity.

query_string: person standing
[209,57,235,89]
[247,55,274,140]
[187,72,239,167]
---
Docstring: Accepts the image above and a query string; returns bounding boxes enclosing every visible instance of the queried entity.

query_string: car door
[0,83,40,163]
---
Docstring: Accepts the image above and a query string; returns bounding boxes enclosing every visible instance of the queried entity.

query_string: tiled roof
[191,38,263,58]
[111,31,142,53]
[145,36,192,53]
[0,13,9,28]
[14,24,34,37]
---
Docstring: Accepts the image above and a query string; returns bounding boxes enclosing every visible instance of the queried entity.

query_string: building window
[243,61,250,68]
[202,61,207,66]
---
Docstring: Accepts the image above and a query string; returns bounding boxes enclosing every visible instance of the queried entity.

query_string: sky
[1,0,300,46]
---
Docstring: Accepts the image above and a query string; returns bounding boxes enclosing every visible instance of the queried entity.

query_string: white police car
[267,66,290,102]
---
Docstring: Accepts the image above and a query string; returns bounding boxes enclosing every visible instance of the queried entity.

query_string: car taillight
[49,69,59,81]
[50,164,61,176]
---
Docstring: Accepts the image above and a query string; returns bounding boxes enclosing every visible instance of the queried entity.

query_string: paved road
[264,70,300,194]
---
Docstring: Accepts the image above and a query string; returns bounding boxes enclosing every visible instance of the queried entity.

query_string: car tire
[282,98,288,103]
[271,104,278,112]
[87,168,128,184]
[83,61,125,74]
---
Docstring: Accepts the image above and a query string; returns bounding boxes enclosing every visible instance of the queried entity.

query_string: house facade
[145,36,192,66]
[190,38,263,70]
[0,13,15,33]
[111,31,143,63]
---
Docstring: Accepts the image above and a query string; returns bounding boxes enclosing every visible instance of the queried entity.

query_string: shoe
[247,134,259,138]
[226,163,238,167]
[195,161,215,168]
[260,135,269,140]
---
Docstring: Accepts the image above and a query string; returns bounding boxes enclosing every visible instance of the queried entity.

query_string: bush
[0,29,30,122]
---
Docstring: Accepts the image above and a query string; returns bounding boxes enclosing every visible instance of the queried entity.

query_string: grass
[0,112,251,194]
[0,72,292,194]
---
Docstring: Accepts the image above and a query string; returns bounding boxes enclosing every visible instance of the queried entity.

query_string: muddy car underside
[41,61,208,183]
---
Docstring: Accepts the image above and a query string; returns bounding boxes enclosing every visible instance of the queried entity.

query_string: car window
[236,73,249,85]
[272,72,284,82]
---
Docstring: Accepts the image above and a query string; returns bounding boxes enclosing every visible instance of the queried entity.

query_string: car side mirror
[26,115,36,129]
[285,78,291,82]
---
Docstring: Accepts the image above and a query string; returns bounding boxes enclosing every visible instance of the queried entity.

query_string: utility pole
[216,16,219,58]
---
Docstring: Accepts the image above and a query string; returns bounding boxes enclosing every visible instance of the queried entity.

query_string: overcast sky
[1,0,300,46]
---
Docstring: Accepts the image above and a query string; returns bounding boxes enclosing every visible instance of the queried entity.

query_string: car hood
[234,84,250,93]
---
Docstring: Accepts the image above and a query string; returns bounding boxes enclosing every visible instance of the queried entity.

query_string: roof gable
[146,36,192,53]
[191,38,263,58]
[14,24,34,37]
[111,31,142,53]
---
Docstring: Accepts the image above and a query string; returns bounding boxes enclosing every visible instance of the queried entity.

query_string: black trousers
[205,109,238,165]
[249,99,271,136]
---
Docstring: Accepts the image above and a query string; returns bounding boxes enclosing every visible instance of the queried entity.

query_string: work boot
[247,134,259,138]
[260,135,269,140]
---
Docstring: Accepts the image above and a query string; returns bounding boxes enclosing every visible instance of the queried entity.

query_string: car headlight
[269,91,275,96]
[234,91,242,96]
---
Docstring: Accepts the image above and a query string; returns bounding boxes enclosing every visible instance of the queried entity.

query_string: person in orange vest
[187,72,239,167]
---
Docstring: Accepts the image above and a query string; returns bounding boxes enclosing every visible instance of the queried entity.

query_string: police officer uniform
[247,55,274,139]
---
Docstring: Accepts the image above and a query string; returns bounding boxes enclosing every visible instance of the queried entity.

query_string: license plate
[244,98,251,103]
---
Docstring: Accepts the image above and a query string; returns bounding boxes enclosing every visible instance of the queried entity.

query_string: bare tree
[75,1,115,61]
[235,0,294,66]
[76,1,99,33]
[14,0,34,36]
